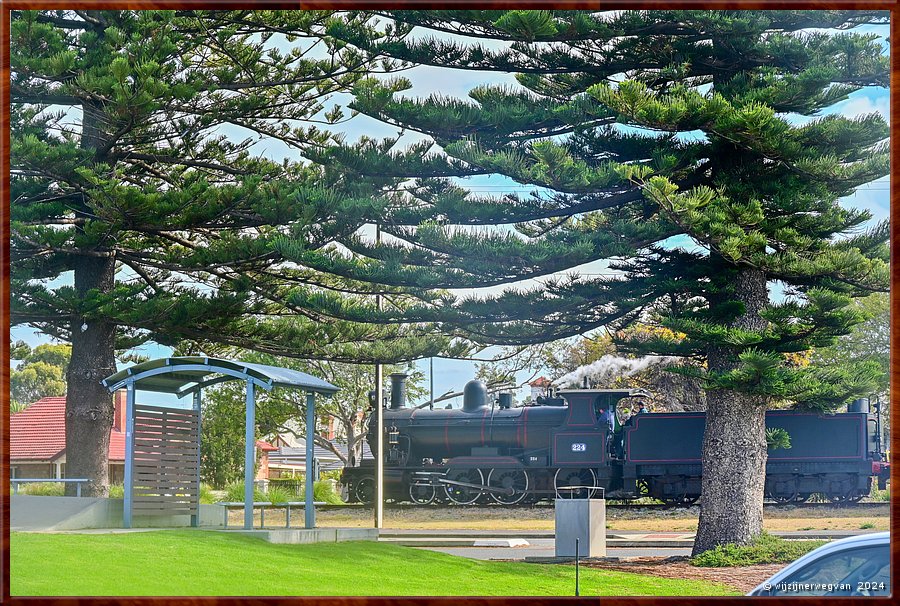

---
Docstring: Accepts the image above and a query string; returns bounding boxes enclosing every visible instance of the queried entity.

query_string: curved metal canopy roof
[102,356,339,396]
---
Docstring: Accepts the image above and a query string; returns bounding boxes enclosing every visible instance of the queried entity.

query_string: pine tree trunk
[64,92,117,497]
[692,266,769,555]
[65,256,117,496]
[692,390,767,554]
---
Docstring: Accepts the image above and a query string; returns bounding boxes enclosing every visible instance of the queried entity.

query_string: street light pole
[374,223,384,529]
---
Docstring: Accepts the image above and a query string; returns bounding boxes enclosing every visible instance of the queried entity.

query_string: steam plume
[555,355,675,388]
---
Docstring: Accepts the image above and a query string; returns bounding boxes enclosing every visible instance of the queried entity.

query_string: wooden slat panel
[133,448,197,455]
[133,450,198,458]
[132,419,198,429]
[134,403,199,415]
[133,464,197,470]
[133,481,198,489]
[133,494,198,501]
[133,449,198,457]
[133,471,198,479]
[130,404,200,518]
[133,444,198,452]
[134,441,197,448]
[134,471,199,480]
[134,417,199,429]
[133,481,198,490]
[131,429,198,439]
[134,434,197,442]
[133,507,197,513]
[133,469,199,477]
[133,445,199,455]
[133,467,198,474]
[133,408,198,418]
[133,462,198,471]
[133,453,198,460]
[133,419,197,430]
[133,478,198,485]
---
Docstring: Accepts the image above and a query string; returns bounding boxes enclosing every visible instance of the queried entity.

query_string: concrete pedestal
[554,498,606,557]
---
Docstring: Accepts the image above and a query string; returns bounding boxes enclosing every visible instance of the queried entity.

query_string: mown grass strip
[13,530,738,596]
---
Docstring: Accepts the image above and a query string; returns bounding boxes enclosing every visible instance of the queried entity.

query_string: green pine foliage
[11,9,452,370]
[307,10,889,405]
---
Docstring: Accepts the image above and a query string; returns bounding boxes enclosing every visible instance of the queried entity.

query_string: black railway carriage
[340,376,889,506]
[622,409,884,504]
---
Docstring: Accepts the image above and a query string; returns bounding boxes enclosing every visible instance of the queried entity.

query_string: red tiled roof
[256,439,278,452]
[530,376,551,387]
[10,396,125,462]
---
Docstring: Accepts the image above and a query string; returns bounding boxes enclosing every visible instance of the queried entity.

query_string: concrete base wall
[11,496,223,531]
[228,527,378,544]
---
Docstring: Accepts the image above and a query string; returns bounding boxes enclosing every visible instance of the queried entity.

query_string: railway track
[316,500,889,512]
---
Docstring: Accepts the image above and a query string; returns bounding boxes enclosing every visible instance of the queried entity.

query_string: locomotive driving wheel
[554,468,598,499]
[409,482,436,505]
[443,468,485,505]
[354,476,375,504]
[487,468,530,505]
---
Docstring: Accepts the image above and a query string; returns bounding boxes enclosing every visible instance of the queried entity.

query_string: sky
[11,15,891,408]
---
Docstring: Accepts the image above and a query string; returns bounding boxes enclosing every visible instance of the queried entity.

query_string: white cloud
[828,93,890,123]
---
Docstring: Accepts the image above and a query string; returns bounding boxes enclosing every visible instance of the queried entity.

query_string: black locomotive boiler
[340,374,889,506]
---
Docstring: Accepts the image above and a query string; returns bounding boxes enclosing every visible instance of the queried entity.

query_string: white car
[748,532,890,596]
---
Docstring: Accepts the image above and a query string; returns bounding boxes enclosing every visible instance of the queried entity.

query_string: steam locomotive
[340,373,889,506]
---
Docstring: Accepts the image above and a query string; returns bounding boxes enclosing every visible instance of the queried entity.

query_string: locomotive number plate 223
[571,443,587,452]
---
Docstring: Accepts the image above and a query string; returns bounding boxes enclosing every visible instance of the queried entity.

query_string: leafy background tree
[198,348,423,488]
[813,292,889,398]
[10,342,71,412]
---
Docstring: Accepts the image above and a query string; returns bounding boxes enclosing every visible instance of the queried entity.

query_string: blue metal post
[123,384,136,528]
[191,389,202,528]
[244,381,256,530]
[305,391,316,529]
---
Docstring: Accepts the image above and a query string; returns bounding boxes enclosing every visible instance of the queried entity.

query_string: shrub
[199,483,216,504]
[320,469,342,482]
[108,484,124,499]
[222,481,266,503]
[314,480,344,505]
[19,482,64,496]
[870,486,890,502]
[859,522,876,529]
[691,533,827,567]
[268,478,304,496]
[265,486,293,504]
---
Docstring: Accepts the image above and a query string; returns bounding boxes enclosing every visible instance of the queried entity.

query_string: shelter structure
[102,357,338,530]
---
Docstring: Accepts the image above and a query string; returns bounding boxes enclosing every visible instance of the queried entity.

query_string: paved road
[417,539,692,560]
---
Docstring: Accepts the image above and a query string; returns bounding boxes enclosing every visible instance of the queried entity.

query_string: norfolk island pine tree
[278,10,890,553]
[9,9,460,496]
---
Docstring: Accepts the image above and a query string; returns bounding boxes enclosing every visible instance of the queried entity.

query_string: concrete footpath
[378,529,873,549]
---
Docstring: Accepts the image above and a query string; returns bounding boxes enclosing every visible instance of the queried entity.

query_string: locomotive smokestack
[389,372,408,409]
[849,398,870,413]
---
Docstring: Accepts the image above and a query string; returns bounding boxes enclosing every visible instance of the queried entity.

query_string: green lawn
[12,530,738,596]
